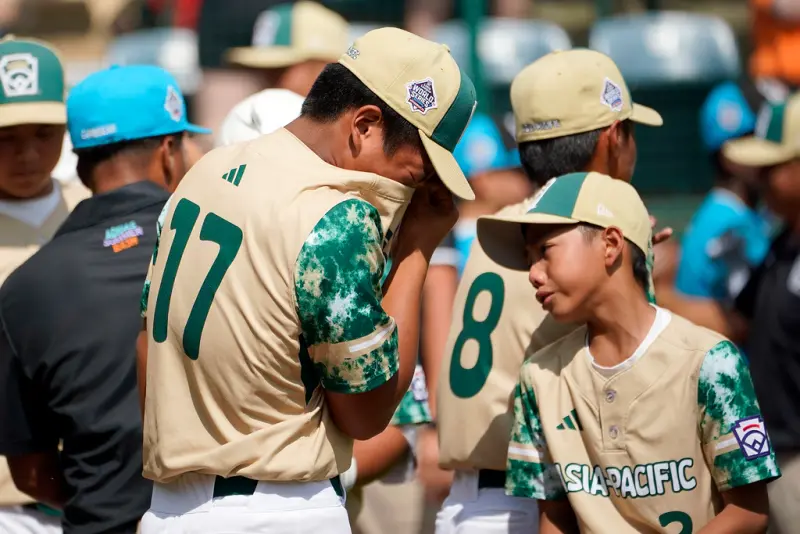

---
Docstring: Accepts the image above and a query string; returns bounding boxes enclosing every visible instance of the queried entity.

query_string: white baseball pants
[140,473,351,533]
[436,471,540,534]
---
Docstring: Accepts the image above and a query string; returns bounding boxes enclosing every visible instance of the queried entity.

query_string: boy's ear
[602,226,626,268]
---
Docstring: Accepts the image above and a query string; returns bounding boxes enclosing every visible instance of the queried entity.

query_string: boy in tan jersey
[138,28,477,534]
[478,172,779,533]
[436,50,665,533]
[0,36,88,534]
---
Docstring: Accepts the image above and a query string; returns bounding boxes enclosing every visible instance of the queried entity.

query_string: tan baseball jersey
[0,178,88,507]
[437,196,576,472]
[506,308,780,533]
[140,128,413,484]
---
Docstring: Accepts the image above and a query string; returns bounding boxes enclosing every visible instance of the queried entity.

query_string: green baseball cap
[723,94,800,167]
[477,172,651,270]
[228,2,349,69]
[0,35,66,128]
[340,27,478,200]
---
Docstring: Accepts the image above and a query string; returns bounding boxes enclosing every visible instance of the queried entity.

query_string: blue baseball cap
[700,81,757,153]
[67,65,210,150]
[454,112,512,179]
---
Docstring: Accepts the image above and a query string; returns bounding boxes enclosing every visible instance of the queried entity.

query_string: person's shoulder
[524,325,586,375]
[659,309,730,355]
[217,89,304,147]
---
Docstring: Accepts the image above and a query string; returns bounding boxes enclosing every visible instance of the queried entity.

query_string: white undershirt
[585,306,672,378]
[0,180,62,228]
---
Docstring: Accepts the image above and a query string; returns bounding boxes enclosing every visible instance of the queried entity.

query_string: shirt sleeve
[390,365,431,426]
[506,366,566,500]
[141,197,172,319]
[0,308,57,455]
[697,340,781,491]
[294,198,398,394]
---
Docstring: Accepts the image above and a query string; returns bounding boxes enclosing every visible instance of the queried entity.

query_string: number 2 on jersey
[152,198,243,360]
[659,511,693,534]
[449,272,505,398]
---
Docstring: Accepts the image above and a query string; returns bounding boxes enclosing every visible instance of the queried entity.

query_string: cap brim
[722,137,796,168]
[420,132,475,201]
[630,103,663,127]
[186,123,212,136]
[0,102,66,128]
[227,47,319,69]
[477,212,578,271]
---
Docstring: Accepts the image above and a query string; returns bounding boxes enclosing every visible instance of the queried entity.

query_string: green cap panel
[431,67,477,152]
[527,172,588,217]
[0,40,64,105]
[272,4,294,46]
[762,102,786,143]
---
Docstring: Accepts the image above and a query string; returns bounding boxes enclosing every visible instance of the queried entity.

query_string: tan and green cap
[723,94,800,167]
[0,35,66,128]
[511,49,663,143]
[477,172,651,270]
[228,1,348,69]
[340,27,477,200]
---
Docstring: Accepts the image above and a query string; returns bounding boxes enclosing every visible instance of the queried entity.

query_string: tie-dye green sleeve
[698,340,781,491]
[391,365,431,426]
[506,367,566,500]
[646,236,656,305]
[141,197,172,319]
[294,198,398,395]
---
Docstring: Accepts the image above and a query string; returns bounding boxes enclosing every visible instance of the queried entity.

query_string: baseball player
[137,28,476,533]
[214,88,438,534]
[436,49,666,533]
[476,171,780,533]
[0,35,88,534]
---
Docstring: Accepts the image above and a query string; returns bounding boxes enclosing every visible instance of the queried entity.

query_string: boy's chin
[547,302,584,324]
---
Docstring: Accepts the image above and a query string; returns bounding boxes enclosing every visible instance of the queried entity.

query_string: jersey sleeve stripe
[308,318,396,362]
[508,445,544,461]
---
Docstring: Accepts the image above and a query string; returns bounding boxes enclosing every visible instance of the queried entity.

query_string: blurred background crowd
[1,0,800,533]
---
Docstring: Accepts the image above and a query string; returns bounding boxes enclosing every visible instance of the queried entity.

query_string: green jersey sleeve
[506,365,566,500]
[698,340,781,491]
[391,365,432,427]
[294,198,398,395]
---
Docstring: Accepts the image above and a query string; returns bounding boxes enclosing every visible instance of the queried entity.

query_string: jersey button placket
[605,389,616,403]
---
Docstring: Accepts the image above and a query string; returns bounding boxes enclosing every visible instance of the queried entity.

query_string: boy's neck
[586,284,657,368]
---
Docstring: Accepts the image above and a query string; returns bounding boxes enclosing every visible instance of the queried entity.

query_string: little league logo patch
[733,416,771,460]
[0,53,39,98]
[165,86,183,122]
[406,78,438,115]
[601,78,624,112]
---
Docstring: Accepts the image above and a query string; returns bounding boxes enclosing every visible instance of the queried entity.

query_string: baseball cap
[700,81,757,153]
[228,2,348,69]
[67,65,210,150]
[477,172,651,270]
[217,88,304,147]
[0,35,66,128]
[511,49,663,143]
[340,27,477,200]
[454,112,512,178]
[723,94,800,168]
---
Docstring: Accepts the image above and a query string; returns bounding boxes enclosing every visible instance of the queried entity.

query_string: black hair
[578,224,649,296]
[75,133,183,188]
[518,120,634,187]
[301,63,419,155]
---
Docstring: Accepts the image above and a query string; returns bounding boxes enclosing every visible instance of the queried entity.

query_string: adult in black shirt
[654,96,800,534]
[0,65,205,533]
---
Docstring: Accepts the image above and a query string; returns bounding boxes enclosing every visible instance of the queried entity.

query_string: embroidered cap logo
[601,78,624,112]
[164,86,183,122]
[0,53,39,98]
[406,78,438,115]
